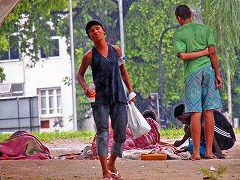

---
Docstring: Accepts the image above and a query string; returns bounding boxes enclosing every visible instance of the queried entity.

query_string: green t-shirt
[173,22,215,80]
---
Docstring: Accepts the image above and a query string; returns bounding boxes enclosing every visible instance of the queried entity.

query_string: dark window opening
[40,39,59,58]
[0,38,19,61]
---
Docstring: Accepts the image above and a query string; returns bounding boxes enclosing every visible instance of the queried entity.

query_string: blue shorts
[184,66,222,113]
[188,139,206,158]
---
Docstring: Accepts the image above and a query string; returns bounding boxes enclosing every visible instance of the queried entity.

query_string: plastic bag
[127,102,151,139]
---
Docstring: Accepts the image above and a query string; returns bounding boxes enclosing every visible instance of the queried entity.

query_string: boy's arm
[174,126,191,147]
[113,45,136,102]
[212,136,224,158]
[178,48,209,61]
[208,46,222,89]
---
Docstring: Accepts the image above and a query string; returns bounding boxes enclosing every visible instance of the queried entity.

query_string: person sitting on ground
[173,104,236,159]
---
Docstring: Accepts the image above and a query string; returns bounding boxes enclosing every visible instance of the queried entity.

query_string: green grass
[199,166,227,179]
[235,128,240,134]
[160,128,185,139]
[0,133,11,142]
[0,128,239,143]
[0,129,184,143]
[32,130,96,143]
[0,130,95,143]
[160,127,240,139]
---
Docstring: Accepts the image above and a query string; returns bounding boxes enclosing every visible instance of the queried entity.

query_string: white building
[0,36,75,132]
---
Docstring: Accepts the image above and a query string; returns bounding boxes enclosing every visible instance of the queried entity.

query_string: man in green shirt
[173,4,222,160]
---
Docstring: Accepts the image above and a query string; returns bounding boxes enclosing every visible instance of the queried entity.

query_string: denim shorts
[184,66,222,112]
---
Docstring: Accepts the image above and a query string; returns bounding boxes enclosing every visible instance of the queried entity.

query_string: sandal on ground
[110,171,123,179]
[101,178,113,180]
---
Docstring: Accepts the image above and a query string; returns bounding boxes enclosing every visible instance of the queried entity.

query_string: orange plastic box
[141,153,167,160]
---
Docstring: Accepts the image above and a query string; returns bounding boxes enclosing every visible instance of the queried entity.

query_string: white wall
[0,36,75,132]
[1,61,25,83]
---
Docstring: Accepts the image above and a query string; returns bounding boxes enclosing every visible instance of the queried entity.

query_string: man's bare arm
[208,46,222,89]
[178,48,209,60]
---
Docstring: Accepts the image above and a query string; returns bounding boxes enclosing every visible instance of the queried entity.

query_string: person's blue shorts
[188,139,206,158]
[184,66,222,113]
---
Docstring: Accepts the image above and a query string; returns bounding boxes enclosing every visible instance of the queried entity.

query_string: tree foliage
[0,0,71,89]
[0,0,70,66]
[208,0,240,118]
[201,0,240,82]
[124,0,185,103]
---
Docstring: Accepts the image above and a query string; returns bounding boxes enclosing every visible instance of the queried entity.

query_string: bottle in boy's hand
[88,81,96,103]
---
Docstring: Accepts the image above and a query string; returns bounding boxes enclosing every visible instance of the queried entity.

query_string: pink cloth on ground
[0,131,51,160]
[133,117,160,149]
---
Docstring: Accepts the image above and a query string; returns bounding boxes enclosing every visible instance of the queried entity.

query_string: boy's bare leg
[190,112,202,160]
[203,110,215,158]
[107,154,117,173]
[99,156,112,179]
[108,154,124,179]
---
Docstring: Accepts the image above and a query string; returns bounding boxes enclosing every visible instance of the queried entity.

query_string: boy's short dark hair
[85,20,105,38]
[174,104,185,118]
[175,4,191,20]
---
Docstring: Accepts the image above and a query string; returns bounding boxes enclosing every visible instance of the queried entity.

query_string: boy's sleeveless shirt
[91,44,127,106]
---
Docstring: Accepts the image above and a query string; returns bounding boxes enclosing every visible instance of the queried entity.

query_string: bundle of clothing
[0,130,51,160]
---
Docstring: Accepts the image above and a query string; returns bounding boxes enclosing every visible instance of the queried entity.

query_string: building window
[40,38,59,58]
[0,39,20,61]
[39,88,62,115]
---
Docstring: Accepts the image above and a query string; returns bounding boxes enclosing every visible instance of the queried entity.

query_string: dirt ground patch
[0,135,239,180]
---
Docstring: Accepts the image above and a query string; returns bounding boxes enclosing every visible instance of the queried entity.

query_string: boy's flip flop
[110,171,123,179]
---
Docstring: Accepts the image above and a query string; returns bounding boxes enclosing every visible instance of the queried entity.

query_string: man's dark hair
[142,110,157,121]
[174,104,185,118]
[175,5,191,20]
